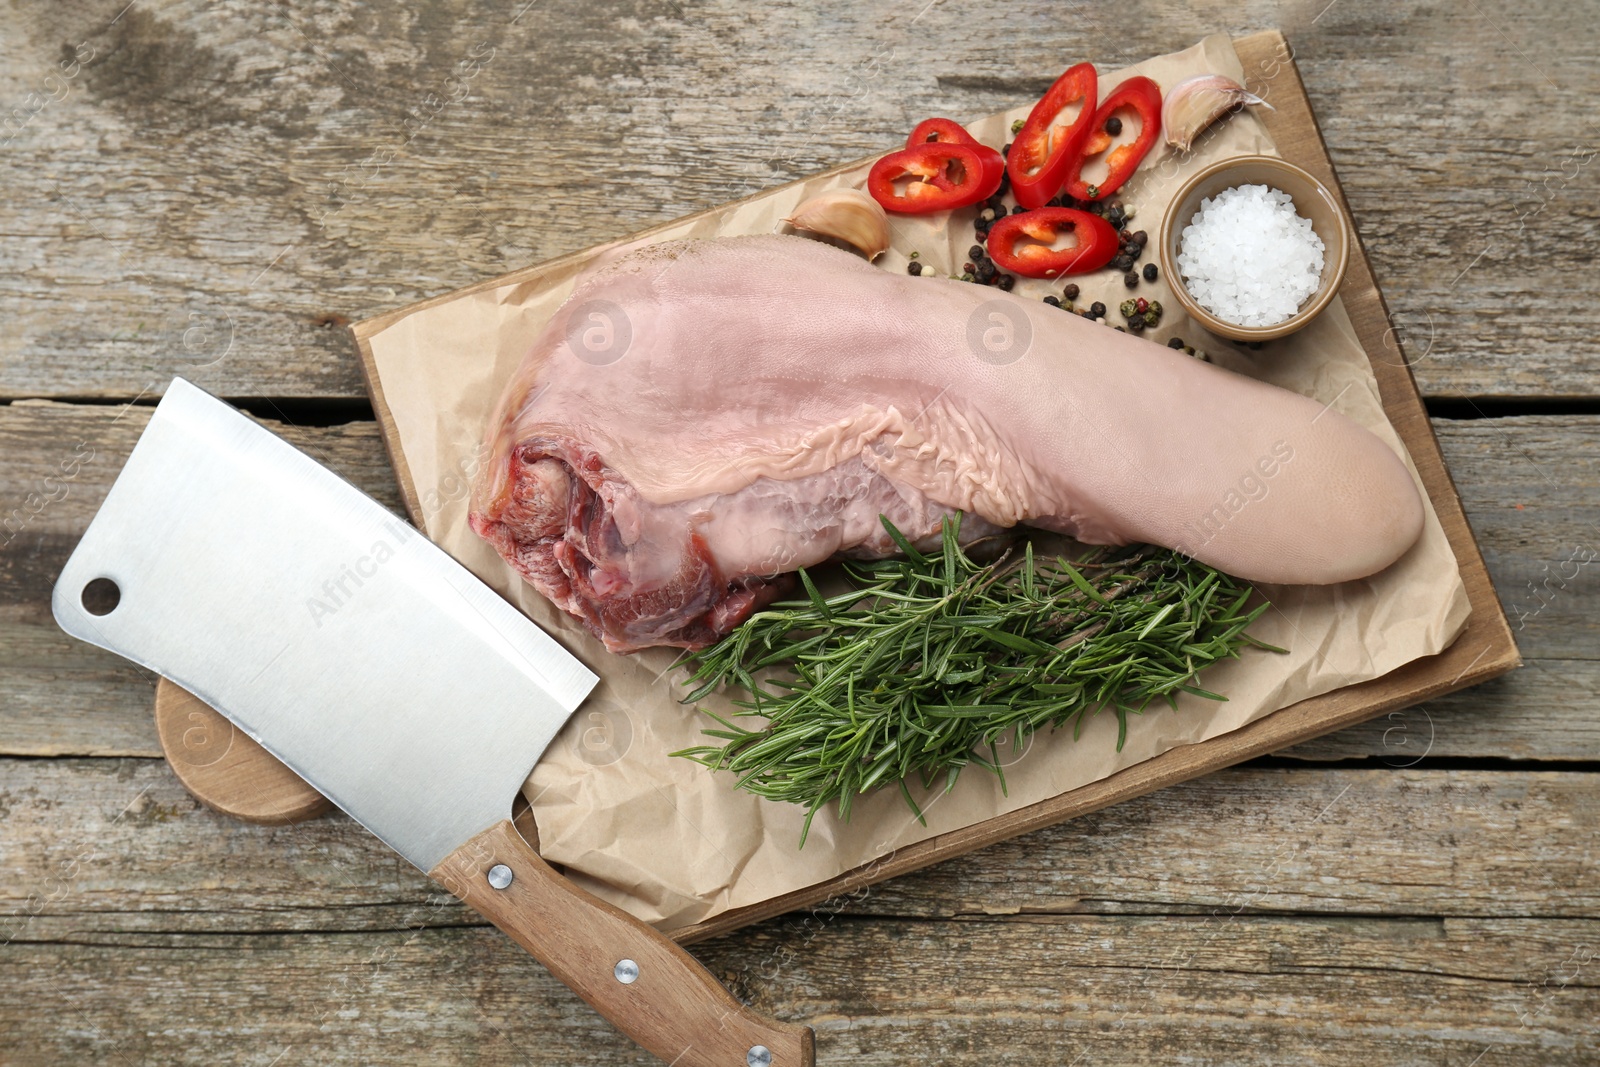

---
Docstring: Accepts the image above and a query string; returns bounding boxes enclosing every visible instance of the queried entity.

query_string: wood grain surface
[2,1,1597,1064]
[1,0,1596,402]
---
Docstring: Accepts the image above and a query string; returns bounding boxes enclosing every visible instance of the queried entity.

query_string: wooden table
[3,3,1596,1064]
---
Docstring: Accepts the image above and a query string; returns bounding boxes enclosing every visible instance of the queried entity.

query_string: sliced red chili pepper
[867,141,1000,215]
[905,119,1006,204]
[1063,76,1163,202]
[984,208,1119,278]
[1006,62,1098,210]
[906,117,977,148]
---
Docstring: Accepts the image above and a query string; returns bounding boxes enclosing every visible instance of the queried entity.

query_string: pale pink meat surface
[470,234,1424,652]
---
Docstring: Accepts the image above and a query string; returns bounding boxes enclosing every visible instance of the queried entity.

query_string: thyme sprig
[672,515,1284,846]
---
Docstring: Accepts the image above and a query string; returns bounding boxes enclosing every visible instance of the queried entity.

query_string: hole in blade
[82,577,121,616]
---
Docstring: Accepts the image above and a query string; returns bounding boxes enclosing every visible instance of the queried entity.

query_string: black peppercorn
[1090,301,1106,318]
[1124,271,1140,288]
[1063,283,1080,301]
[1143,263,1158,282]
[907,261,922,276]
[969,245,985,262]
[1105,116,1123,136]
[1012,205,1026,215]
[1167,336,1185,349]
[1043,295,1061,306]
[998,274,1015,291]
[1131,230,1148,247]
[1128,313,1146,331]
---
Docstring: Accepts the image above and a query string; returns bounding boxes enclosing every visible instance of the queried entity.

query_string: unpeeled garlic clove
[1162,74,1273,153]
[784,189,891,260]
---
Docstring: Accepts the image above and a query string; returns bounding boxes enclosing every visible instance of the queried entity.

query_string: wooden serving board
[167,30,1519,943]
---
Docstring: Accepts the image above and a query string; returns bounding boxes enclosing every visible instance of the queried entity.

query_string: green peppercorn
[1119,299,1138,319]
[1011,118,1025,135]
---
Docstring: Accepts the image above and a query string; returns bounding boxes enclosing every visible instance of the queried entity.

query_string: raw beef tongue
[470,234,1423,653]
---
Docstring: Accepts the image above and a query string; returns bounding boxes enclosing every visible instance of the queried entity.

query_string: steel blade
[52,378,598,870]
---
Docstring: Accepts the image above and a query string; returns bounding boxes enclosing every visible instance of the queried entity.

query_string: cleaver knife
[52,378,814,1067]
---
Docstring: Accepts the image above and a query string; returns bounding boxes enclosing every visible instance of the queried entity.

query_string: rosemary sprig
[672,515,1285,846]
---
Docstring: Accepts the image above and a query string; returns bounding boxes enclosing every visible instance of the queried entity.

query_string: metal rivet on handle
[747,1046,772,1067]
[486,864,514,890]
[614,958,640,984]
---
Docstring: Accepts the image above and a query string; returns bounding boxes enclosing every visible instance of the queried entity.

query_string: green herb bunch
[673,515,1284,846]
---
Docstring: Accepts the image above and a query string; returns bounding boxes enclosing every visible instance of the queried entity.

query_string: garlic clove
[783,189,891,261]
[1162,74,1274,153]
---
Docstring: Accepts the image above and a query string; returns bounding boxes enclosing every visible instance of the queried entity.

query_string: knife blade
[52,378,814,1067]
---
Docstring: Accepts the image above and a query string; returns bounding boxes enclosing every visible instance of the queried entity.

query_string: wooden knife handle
[431,819,815,1067]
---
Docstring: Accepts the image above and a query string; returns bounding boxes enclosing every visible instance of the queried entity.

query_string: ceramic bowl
[1158,155,1351,342]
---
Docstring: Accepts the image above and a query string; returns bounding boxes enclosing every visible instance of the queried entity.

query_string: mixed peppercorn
[872,64,1236,362]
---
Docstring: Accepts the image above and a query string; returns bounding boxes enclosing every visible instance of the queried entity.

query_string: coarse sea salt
[1177,183,1325,328]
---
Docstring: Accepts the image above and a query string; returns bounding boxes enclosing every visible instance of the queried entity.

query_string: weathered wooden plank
[3,760,1596,942]
[3,915,1596,1066]
[2,758,1596,1064]
[3,403,1593,760]
[0,3,1594,400]
[3,759,1596,1063]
